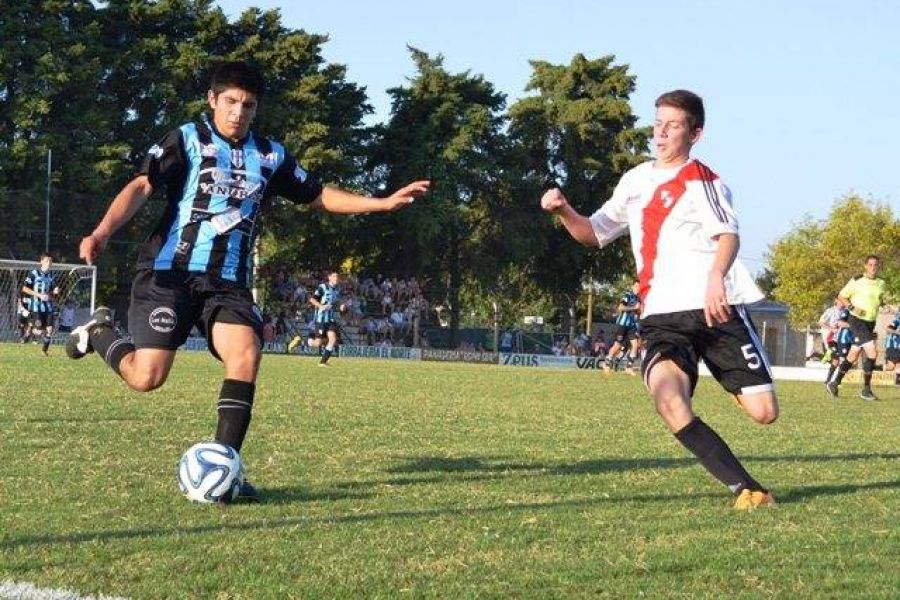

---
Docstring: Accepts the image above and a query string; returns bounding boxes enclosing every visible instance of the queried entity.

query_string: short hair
[865,254,881,263]
[40,252,52,260]
[655,89,705,130]
[209,61,265,98]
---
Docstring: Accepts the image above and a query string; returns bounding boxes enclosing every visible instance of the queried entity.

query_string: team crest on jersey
[148,144,164,159]
[148,307,177,333]
[200,143,218,158]
[661,190,675,208]
[231,149,245,169]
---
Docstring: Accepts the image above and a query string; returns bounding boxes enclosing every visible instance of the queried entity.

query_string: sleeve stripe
[697,162,729,224]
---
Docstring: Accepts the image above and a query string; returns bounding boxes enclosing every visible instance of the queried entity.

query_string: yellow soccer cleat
[733,489,776,511]
[286,336,302,353]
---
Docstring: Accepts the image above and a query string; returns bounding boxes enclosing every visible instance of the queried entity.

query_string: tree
[506,54,649,314]
[367,47,508,344]
[767,195,900,326]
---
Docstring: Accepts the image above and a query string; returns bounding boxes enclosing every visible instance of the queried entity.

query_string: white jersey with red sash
[588,159,762,318]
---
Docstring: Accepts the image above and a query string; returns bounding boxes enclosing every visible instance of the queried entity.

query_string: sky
[217,0,900,273]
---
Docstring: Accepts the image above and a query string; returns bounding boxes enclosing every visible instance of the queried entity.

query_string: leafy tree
[768,195,900,326]
[367,47,508,343]
[507,54,649,312]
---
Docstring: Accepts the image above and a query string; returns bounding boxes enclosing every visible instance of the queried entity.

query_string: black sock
[215,379,255,453]
[825,364,836,383]
[89,325,135,377]
[834,359,852,385]
[863,371,872,388]
[42,335,51,353]
[674,417,764,494]
[320,348,333,364]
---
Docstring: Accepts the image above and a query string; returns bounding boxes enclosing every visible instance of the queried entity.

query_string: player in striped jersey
[603,282,642,374]
[541,90,777,510]
[884,312,899,385]
[308,271,342,365]
[823,303,853,390]
[66,62,430,502]
[21,253,60,355]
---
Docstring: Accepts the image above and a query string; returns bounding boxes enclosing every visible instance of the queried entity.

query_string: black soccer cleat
[824,381,839,398]
[66,306,114,359]
[234,479,261,503]
[860,387,878,401]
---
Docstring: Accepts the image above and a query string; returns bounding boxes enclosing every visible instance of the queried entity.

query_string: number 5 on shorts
[741,343,761,369]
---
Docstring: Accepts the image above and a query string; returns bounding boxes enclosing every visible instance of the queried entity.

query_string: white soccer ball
[177,442,244,503]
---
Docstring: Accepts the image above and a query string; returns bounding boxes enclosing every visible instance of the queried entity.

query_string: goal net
[0,259,96,341]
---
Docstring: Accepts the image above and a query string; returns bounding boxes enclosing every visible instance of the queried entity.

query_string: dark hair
[40,252,52,260]
[209,61,265,98]
[865,254,880,263]
[655,89,705,130]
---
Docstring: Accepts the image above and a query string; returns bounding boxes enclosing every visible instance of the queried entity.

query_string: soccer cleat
[824,381,839,398]
[317,362,329,367]
[733,489,776,511]
[234,479,261,503]
[860,388,878,401]
[65,306,114,359]
[286,336,302,353]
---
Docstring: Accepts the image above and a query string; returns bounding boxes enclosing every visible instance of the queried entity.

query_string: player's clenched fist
[540,188,568,214]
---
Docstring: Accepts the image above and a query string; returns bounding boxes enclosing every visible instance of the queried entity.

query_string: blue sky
[217,0,899,273]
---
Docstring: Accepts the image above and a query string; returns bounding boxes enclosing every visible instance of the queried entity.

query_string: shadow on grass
[0,490,721,550]
[6,477,900,550]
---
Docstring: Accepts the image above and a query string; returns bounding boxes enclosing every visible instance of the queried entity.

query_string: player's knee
[741,392,779,425]
[125,370,167,393]
[862,357,875,373]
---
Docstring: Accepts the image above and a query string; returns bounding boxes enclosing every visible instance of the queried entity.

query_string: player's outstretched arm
[80,176,154,265]
[315,181,430,214]
[540,188,599,247]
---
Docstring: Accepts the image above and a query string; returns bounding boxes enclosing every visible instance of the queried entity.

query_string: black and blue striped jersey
[886,318,900,350]
[22,269,56,313]
[615,291,640,328]
[136,114,323,287]
[313,283,340,324]
[834,307,853,346]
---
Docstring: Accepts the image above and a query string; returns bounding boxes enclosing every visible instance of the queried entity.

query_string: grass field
[1,343,898,599]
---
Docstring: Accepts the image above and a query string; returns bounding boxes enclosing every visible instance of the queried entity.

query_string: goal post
[0,259,97,341]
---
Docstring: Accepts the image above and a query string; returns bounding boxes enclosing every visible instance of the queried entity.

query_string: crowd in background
[260,268,433,347]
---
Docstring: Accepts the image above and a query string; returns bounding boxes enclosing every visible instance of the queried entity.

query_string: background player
[826,255,886,400]
[604,281,642,374]
[21,253,60,355]
[883,311,899,385]
[287,270,343,365]
[823,301,852,392]
[308,270,342,366]
[541,89,778,510]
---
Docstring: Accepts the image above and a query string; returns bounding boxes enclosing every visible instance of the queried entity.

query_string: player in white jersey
[541,89,777,510]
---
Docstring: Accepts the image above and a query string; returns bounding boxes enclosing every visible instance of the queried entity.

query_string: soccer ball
[177,442,244,503]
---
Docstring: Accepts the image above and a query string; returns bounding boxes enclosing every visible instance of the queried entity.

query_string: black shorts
[128,270,263,360]
[614,324,638,344]
[847,315,876,347]
[828,341,852,360]
[886,348,900,364]
[29,311,54,329]
[18,312,29,326]
[639,306,773,397]
[313,321,338,339]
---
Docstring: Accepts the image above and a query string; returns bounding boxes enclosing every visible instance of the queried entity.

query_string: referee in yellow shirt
[826,255,886,400]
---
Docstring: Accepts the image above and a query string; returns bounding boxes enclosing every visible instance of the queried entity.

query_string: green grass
[1,343,898,599]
